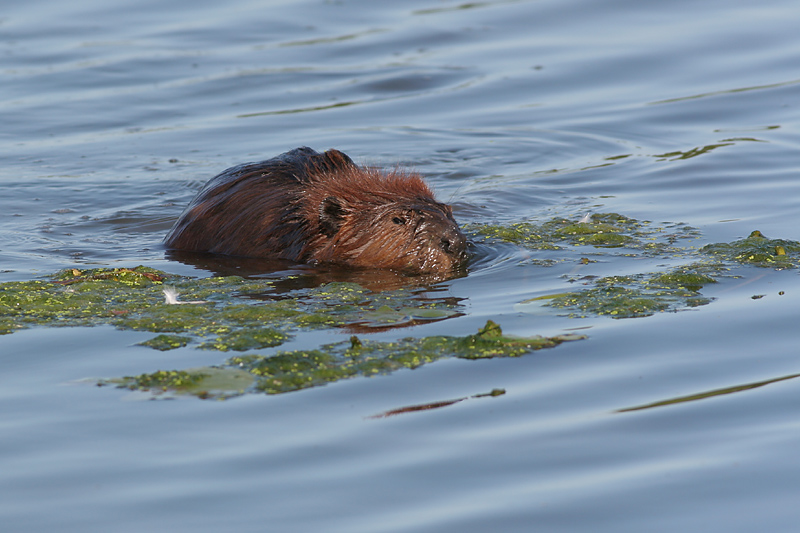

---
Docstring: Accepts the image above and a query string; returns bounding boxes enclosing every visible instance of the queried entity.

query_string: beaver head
[299,162,468,274]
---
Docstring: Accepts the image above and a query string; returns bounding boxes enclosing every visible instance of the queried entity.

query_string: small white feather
[163,286,207,305]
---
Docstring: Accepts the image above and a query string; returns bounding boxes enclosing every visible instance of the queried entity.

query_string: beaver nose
[440,227,467,256]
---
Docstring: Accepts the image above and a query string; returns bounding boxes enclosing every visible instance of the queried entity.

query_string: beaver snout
[440,227,467,258]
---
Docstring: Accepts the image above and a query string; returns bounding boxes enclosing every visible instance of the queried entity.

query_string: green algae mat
[465,212,701,257]
[0,266,460,342]
[472,218,800,319]
[0,264,582,398]
[2,214,797,399]
[104,321,583,398]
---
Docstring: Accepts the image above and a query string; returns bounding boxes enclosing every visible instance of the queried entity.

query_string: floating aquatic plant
[701,230,800,268]
[526,264,721,319]
[104,321,585,398]
[0,266,464,350]
[105,367,257,400]
[464,212,701,256]
[2,216,797,399]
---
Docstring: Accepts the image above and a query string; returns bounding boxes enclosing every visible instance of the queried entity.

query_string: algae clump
[701,230,800,268]
[536,265,719,319]
[103,321,584,398]
[217,321,583,395]
[105,367,256,400]
[465,213,700,257]
[138,334,192,351]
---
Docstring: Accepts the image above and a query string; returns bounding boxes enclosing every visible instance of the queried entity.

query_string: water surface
[2,0,800,531]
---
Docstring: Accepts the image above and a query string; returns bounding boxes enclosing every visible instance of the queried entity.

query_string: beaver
[164,147,467,274]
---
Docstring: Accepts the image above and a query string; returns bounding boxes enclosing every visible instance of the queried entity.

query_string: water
[2,0,800,531]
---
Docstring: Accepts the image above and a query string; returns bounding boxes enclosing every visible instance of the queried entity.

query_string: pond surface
[3,0,800,531]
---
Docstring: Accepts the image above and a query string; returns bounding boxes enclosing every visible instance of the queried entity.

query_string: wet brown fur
[164,147,467,274]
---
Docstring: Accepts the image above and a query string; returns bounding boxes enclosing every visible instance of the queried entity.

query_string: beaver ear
[319,196,347,237]
[320,149,356,172]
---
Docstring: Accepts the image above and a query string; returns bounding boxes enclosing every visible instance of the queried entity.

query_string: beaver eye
[392,216,405,225]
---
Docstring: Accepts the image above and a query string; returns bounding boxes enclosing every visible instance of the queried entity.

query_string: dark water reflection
[164,249,469,291]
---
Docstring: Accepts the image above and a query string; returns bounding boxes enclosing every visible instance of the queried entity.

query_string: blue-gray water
[3,0,800,531]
